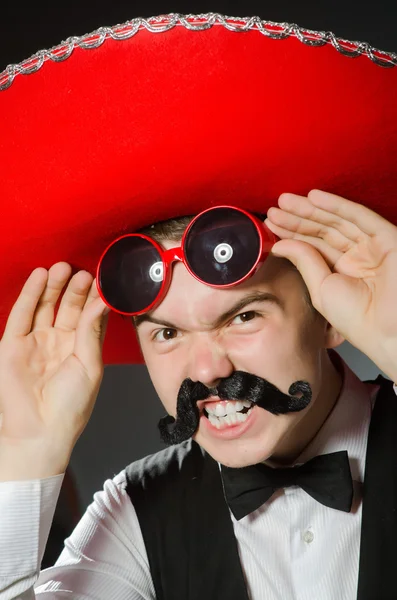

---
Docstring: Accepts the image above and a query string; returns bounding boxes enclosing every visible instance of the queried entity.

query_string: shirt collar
[295,351,379,482]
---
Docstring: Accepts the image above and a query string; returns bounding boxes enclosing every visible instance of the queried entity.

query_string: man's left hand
[265,189,397,381]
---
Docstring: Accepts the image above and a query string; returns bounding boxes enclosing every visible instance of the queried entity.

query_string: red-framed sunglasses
[96,205,278,316]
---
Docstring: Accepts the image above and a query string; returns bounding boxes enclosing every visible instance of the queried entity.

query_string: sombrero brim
[1,14,396,364]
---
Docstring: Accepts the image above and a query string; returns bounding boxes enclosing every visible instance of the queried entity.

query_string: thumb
[271,239,332,312]
[74,298,111,379]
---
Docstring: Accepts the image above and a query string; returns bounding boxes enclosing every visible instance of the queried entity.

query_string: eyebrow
[134,291,282,330]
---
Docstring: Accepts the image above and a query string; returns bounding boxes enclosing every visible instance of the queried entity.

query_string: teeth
[224,414,236,426]
[207,400,250,417]
[226,401,244,414]
[215,404,227,417]
[208,414,221,429]
[236,412,247,423]
[206,406,254,429]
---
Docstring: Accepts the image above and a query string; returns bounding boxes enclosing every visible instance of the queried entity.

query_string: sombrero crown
[1,13,396,364]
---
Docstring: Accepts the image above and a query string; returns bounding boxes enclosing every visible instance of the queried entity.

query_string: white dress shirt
[0,362,395,600]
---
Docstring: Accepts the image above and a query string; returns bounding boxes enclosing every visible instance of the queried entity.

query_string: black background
[1,0,397,70]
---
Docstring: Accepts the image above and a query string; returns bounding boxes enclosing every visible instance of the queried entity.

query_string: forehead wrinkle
[179,283,221,330]
[155,260,220,330]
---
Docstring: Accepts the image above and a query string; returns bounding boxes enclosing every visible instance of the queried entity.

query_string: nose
[187,334,234,389]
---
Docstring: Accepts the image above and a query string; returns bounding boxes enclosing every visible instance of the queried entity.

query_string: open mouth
[203,399,254,429]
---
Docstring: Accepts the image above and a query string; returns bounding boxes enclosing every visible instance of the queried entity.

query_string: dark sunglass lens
[99,236,163,313]
[184,208,260,285]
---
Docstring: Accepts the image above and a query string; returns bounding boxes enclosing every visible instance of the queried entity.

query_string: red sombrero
[1,13,396,365]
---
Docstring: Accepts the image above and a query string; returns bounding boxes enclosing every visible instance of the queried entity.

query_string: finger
[31,263,73,331]
[276,192,366,243]
[83,277,101,308]
[54,270,94,331]
[265,218,342,268]
[2,268,49,339]
[266,207,356,254]
[270,239,332,313]
[307,189,393,236]
[74,296,111,380]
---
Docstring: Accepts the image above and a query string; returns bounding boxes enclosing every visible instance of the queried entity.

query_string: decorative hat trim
[1,12,396,91]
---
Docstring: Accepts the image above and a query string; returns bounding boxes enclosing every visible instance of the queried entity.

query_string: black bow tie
[220,450,353,520]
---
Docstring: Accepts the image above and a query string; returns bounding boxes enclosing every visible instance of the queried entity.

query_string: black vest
[125,375,397,599]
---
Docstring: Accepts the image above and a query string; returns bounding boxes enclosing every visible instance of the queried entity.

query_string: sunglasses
[96,205,278,316]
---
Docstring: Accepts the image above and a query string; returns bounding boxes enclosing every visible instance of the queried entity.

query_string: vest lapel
[186,451,251,600]
[125,441,250,600]
[357,376,397,599]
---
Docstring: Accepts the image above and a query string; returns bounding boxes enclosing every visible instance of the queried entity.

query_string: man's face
[137,240,342,468]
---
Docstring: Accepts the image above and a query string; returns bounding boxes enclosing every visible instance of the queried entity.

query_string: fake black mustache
[158,370,312,446]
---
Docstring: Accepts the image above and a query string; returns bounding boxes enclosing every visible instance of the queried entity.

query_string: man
[0,12,397,600]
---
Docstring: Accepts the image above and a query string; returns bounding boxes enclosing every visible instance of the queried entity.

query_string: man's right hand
[0,262,110,481]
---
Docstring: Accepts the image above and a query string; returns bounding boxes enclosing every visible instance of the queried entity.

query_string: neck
[265,350,343,467]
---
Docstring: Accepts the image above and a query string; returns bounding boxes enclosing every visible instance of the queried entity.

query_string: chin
[194,435,274,469]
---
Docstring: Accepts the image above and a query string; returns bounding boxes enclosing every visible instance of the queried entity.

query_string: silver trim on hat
[1,13,396,91]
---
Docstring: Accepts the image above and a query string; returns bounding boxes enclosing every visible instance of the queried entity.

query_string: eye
[231,310,258,325]
[153,328,179,343]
